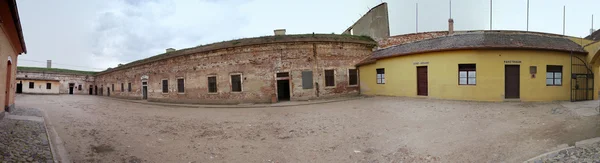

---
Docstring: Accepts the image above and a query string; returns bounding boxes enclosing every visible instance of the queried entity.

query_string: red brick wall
[94,41,373,104]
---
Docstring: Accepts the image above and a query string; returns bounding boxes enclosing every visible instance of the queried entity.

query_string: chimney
[47,60,52,68]
[274,29,286,35]
[448,19,454,35]
[166,48,176,53]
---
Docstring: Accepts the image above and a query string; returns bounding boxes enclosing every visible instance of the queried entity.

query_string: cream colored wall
[0,23,18,112]
[20,80,60,94]
[360,49,580,101]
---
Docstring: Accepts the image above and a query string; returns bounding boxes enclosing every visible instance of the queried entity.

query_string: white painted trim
[230,73,243,92]
[7,56,12,63]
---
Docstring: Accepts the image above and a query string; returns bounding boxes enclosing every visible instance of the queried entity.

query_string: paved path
[0,107,54,163]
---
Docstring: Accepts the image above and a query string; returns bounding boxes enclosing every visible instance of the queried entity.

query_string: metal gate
[571,53,594,101]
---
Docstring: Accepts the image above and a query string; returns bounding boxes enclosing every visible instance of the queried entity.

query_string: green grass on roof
[17,66,97,75]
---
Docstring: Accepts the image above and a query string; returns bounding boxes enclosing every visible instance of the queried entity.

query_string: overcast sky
[15,0,600,71]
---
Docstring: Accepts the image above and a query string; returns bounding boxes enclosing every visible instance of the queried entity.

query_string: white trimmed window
[459,64,476,85]
[546,65,562,86]
[376,68,385,84]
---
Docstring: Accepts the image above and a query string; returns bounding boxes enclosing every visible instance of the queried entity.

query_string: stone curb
[41,108,71,163]
[99,96,367,109]
[524,137,600,163]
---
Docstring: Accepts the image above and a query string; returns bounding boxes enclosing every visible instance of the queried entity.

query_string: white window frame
[546,65,562,86]
[458,64,476,85]
[207,75,218,94]
[161,78,169,94]
[324,69,336,88]
[230,73,243,93]
[176,77,185,94]
[348,68,358,87]
[376,68,385,84]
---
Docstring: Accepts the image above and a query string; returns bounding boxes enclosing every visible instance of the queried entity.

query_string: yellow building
[16,78,60,95]
[358,31,596,102]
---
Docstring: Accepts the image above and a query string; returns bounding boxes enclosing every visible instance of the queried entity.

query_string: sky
[14,0,600,71]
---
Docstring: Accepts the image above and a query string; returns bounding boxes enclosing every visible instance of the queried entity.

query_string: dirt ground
[14,94,600,162]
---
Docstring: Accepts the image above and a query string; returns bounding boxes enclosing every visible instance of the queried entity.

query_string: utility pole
[449,0,452,18]
[490,0,493,30]
[563,6,566,36]
[526,0,529,31]
[416,3,419,33]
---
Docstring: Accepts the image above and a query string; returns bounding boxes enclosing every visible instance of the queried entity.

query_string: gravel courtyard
[14,94,600,162]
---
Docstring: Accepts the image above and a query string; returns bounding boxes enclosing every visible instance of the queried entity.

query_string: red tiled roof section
[378,31,448,49]
[372,31,587,60]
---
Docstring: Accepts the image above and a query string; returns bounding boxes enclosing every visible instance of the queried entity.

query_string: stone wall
[378,31,448,49]
[342,3,390,41]
[15,71,95,95]
[94,38,375,104]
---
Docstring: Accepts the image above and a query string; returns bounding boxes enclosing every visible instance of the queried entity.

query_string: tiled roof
[370,31,587,60]
[585,30,600,41]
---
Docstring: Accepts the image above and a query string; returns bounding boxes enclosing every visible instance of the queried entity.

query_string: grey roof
[371,31,587,60]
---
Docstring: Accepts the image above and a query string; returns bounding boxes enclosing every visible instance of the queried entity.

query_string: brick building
[93,34,376,104]
[16,66,96,95]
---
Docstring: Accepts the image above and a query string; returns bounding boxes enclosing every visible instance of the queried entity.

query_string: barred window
[162,79,169,93]
[177,78,185,93]
[349,69,358,86]
[231,74,242,92]
[208,76,217,93]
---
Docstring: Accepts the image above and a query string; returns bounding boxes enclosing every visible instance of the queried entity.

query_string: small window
[302,71,313,89]
[128,83,132,92]
[208,76,217,93]
[349,69,358,86]
[231,74,242,92]
[177,78,185,93]
[29,82,34,89]
[112,84,114,91]
[78,85,82,90]
[121,83,124,92]
[546,65,562,86]
[162,79,169,93]
[459,64,476,85]
[46,83,51,89]
[324,70,335,87]
[376,68,385,84]
[276,72,289,78]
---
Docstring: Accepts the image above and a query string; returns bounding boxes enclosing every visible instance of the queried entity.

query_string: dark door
[142,86,148,100]
[505,65,520,99]
[69,87,73,94]
[16,81,22,93]
[89,87,93,95]
[95,86,98,95]
[417,66,428,96]
[277,80,290,101]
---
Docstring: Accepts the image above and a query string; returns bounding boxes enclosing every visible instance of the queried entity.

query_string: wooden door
[505,65,520,99]
[417,66,428,96]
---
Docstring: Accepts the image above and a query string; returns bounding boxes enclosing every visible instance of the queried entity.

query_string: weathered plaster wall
[15,71,95,95]
[0,23,19,113]
[94,41,374,104]
[19,79,60,94]
[342,3,390,41]
[378,31,448,49]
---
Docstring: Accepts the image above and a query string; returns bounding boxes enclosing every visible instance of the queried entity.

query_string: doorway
[277,79,290,101]
[142,81,148,100]
[16,81,22,93]
[89,85,93,95]
[95,86,98,95]
[107,87,110,96]
[5,60,12,110]
[504,65,520,99]
[417,66,428,96]
[69,83,74,94]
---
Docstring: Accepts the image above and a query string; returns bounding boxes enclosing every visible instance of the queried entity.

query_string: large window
[177,78,185,93]
[231,74,242,92]
[546,65,562,86]
[376,68,385,84]
[459,64,476,85]
[208,76,217,93]
[324,70,335,87]
[128,83,132,92]
[29,82,34,89]
[162,79,169,93]
[349,69,358,86]
[46,83,51,89]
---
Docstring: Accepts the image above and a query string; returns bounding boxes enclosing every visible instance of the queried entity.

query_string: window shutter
[302,71,313,89]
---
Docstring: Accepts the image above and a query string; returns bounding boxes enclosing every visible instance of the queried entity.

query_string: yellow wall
[359,49,584,101]
[19,80,60,94]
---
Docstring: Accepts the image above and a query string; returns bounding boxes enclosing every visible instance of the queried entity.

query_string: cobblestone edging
[0,108,54,163]
[525,137,600,163]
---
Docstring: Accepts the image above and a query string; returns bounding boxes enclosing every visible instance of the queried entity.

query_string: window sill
[231,91,243,93]
[458,84,476,86]
[546,85,562,86]
[348,85,358,87]
[376,83,385,85]
[324,86,336,89]
[207,92,218,95]
[177,92,185,94]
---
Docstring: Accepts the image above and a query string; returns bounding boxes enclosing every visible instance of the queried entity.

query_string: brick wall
[378,31,448,49]
[94,41,374,104]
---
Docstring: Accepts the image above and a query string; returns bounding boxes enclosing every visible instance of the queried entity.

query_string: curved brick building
[93,34,376,104]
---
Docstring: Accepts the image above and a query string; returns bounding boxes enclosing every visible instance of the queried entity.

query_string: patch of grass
[17,66,97,75]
